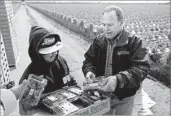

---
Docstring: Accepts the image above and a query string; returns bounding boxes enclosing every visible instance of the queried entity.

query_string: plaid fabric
[104,40,117,77]
[104,31,122,77]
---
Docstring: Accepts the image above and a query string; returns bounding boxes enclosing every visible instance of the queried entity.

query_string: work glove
[10,79,28,100]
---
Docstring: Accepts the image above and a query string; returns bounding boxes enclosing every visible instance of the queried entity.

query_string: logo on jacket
[117,51,130,55]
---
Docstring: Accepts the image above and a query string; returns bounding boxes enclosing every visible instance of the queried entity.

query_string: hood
[28,26,61,66]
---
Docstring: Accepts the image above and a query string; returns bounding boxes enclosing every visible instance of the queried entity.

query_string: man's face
[102,11,122,39]
[42,51,58,63]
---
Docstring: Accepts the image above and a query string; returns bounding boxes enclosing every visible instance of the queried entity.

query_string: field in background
[30,3,170,47]
[12,2,171,87]
[29,3,171,87]
[29,3,170,23]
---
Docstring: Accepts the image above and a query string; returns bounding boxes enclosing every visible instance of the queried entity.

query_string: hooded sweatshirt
[19,26,69,93]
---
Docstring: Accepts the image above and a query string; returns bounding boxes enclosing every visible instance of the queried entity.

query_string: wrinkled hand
[83,71,95,85]
[98,76,117,92]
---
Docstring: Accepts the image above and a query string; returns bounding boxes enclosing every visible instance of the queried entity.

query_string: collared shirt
[104,30,123,77]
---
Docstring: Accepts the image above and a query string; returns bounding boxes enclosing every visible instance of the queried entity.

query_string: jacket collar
[115,28,129,47]
[103,28,129,47]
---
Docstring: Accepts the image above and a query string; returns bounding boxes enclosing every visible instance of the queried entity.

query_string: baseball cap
[38,36,63,54]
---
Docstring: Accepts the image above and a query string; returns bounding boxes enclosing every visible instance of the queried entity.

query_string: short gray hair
[103,5,124,21]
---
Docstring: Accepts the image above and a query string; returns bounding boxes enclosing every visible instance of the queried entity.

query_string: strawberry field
[30,3,170,47]
[18,3,171,86]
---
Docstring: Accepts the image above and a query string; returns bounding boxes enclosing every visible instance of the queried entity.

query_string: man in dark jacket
[82,5,150,115]
[19,26,76,114]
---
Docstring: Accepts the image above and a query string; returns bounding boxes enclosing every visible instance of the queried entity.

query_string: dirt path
[10,5,170,116]
[10,5,31,85]
[142,79,170,116]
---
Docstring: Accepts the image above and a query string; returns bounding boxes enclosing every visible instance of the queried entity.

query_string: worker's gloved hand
[98,76,118,92]
[68,76,77,86]
[63,74,77,86]
[83,71,95,85]
[10,79,28,100]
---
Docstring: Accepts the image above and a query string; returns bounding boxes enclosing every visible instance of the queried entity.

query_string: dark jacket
[19,26,71,94]
[82,29,150,100]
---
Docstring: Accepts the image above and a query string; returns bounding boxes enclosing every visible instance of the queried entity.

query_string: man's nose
[104,25,109,31]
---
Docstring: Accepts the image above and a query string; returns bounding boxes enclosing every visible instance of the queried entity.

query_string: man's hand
[83,71,95,85]
[99,76,117,92]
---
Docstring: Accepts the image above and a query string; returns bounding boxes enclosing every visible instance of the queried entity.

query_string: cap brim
[39,42,63,54]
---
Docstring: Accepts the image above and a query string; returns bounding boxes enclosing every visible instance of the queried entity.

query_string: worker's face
[102,11,123,39]
[42,51,58,63]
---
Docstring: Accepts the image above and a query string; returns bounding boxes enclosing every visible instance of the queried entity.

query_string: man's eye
[108,24,114,26]
[102,24,114,27]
